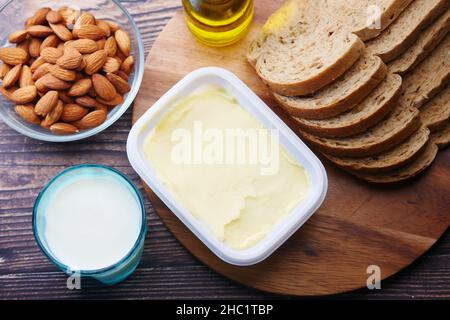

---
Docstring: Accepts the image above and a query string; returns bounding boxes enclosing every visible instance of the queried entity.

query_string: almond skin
[32,62,51,81]
[41,47,64,64]
[50,122,79,134]
[68,39,98,54]
[0,48,28,65]
[34,90,59,116]
[103,57,121,73]
[40,35,60,51]
[96,20,111,37]
[59,91,75,104]
[120,55,134,74]
[30,57,45,72]
[73,109,107,129]
[30,7,52,26]
[106,73,130,94]
[19,65,34,87]
[11,85,37,104]
[104,36,117,57]
[2,64,22,88]
[115,29,131,56]
[67,78,92,96]
[74,13,96,32]
[48,64,77,82]
[35,73,71,91]
[92,73,116,101]
[76,24,106,40]
[96,93,123,106]
[75,95,98,108]
[8,30,29,44]
[46,10,63,24]
[49,23,73,42]
[57,47,82,70]
[84,49,107,75]
[28,38,42,58]
[15,104,41,125]
[61,103,89,122]
[27,25,54,38]
[41,100,64,128]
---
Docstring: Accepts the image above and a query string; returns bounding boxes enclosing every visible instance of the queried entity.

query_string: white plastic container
[127,67,327,266]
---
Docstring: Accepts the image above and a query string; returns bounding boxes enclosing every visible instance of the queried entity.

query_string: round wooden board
[132,1,450,296]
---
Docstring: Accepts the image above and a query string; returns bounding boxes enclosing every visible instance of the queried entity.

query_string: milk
[43,176,142,271]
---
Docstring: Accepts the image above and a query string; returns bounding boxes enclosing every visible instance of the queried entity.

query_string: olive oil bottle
[182,0,254,47]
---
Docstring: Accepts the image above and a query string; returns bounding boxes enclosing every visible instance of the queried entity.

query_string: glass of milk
[33,164,147,285]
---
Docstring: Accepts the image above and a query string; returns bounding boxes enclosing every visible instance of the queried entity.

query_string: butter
[144,85,309,250]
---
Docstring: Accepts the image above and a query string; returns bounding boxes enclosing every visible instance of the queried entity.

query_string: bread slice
[399,34,450,109]
[299,104,420,157]
[420,86,450,132]
[292,74,402,137]
[247,0,411,96]
[352,141,438,183]
[323,126,430,173]
[273,54,387,119]
[366,0,450,63]
[432,121,450,149]
[389,9,450,75]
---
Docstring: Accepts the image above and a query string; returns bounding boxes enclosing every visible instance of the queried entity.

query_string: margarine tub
[127,67,327,266]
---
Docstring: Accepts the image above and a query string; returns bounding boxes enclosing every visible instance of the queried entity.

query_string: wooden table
[0,0,449,300]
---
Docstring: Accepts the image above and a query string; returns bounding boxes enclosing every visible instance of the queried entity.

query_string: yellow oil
[182,0,254,47]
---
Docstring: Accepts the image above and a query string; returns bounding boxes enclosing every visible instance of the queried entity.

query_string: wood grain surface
[1,0,450,299]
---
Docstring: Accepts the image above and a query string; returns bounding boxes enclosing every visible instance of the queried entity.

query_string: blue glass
[33,164,147,285]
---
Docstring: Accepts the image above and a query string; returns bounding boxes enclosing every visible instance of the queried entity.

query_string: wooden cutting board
[132,1,450,296]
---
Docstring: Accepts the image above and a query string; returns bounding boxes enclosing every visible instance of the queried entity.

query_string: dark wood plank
[0,0,449,299]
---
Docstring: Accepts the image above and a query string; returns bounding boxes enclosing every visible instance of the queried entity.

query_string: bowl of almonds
[0,0,144,142]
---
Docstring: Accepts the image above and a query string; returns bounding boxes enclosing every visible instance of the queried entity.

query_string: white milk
[44,177,142,271]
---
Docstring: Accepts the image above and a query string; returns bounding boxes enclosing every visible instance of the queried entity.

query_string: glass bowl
[0,0,144,142]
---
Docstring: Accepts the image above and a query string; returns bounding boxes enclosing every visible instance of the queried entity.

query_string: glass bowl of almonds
[0,0,144,142]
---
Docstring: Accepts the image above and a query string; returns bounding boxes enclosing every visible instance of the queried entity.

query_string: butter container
[127,67,327,266]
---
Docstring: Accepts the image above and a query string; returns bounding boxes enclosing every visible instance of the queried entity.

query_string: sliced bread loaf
[366,0,449,63]
[432,121,450,149]
[352,141,438,183]
[399,34,450,109]
[299,104,420,157]
[272,54,387,119]
[323,126,430,173]
[389,9,450,75]
[420,86,450,132]
[292,74,402,137]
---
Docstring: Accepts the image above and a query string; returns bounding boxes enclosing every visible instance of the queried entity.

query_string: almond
[59,91,75,104]
[103,57,121,73]
[11,85,37,104]
[41,47,63,64]
[104,20,120,33]
[67,78,92,96]
[0,48,28,65]
[104,36,117,57]
[96,20,111,37]
[41,100,64,128]
[74,13,96,32]
[46,10,63,24]
[115,29,131,56]
[106,73,130,94]
[2,64,22,88]
[30,57,45,72]
[48,64,77,82]
[61,103,89,122]
[68,39,98,54]
[59,7,80,29]
[15,104,41,125]
[57,47,82,70]
[34,90,59,116]
[50,122,79,134]
[36,73,71,91]
[96,38,106,50]
[19,65,34,87]
[73,109,107,129]
[30,7,51,26]
[120,55,134,74]
[94,101,108,112]
[0,63,11,79]
[84,49,107,75]
[32,62,51,81]
[40,35,60,51]
[49,23,73,42]
[0,85,16,101]
[96,93,123,107]
[116,70,129,81]
[8,30,29,44]
[75,95,98,108]
[27,25,54,38]
[76,24,106,40]
[28,38,42,58]
[92,73,116,101]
